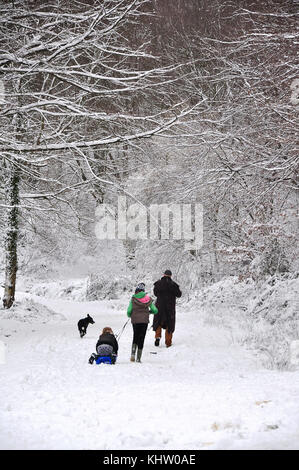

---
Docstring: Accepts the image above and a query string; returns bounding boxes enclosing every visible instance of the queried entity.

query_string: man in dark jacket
[153,270,182,347]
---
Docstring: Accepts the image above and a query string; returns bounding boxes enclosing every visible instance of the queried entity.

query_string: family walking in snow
[127,270,182,362]
[88,270,182,364]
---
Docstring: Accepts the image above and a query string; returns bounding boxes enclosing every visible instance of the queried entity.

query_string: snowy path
[1,293,299,450]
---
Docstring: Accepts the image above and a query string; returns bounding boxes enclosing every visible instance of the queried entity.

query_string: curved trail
[1,293,299,449]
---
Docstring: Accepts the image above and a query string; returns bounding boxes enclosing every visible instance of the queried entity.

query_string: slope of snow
[0,287,299,450]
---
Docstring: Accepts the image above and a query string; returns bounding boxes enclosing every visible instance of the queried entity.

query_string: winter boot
[136,348,143,363]
[88,353,97,364]
[130,343,137,362]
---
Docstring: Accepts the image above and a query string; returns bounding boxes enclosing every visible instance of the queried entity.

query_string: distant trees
[131,0,298,285]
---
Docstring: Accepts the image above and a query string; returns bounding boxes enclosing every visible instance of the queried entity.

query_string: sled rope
[115,319,130,341]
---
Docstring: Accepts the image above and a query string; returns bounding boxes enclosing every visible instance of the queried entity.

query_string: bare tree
[0,0,197,308]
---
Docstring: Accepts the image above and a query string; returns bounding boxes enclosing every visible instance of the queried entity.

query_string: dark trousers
[132,323,148,349]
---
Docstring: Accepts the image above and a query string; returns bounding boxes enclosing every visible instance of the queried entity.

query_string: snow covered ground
[0,282,299,450]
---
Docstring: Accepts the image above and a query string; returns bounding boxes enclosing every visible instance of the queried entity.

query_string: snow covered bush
[191,274,299,370]
[86,274,135,301]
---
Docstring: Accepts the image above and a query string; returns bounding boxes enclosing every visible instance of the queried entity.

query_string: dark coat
[153,276,182,333]
[96,333,118,354]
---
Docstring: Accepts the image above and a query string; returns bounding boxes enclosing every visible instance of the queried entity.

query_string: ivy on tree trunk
[3,167,20,309]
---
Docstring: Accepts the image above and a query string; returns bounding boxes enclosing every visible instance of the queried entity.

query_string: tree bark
[3,166,20,308]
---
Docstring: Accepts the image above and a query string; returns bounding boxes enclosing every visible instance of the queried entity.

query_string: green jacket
[127,291,158,323]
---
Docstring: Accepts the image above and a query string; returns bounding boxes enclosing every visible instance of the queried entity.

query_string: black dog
[78,314,95,338]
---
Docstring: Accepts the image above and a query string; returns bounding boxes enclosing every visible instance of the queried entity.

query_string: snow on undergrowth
[86,274,135,301]
[187,274,299,370]
[16,277,88,302]
[1,297,65,323]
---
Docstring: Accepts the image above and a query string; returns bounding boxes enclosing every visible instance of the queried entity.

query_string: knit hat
[164,270,172,276]
[135,282,145,293]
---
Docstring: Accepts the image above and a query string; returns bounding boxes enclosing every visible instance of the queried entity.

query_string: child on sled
[89,327,118,364]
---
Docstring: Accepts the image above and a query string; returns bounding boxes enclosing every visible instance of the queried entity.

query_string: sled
[95,354,117,365]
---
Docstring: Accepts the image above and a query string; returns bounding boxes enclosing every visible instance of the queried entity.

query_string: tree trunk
[3,166,20,309]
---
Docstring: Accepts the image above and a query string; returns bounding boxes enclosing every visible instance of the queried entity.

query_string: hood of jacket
[132,291,152,305]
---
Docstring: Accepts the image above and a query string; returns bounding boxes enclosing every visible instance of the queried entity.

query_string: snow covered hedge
[86,274,136,301]
[187,274,299,370]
